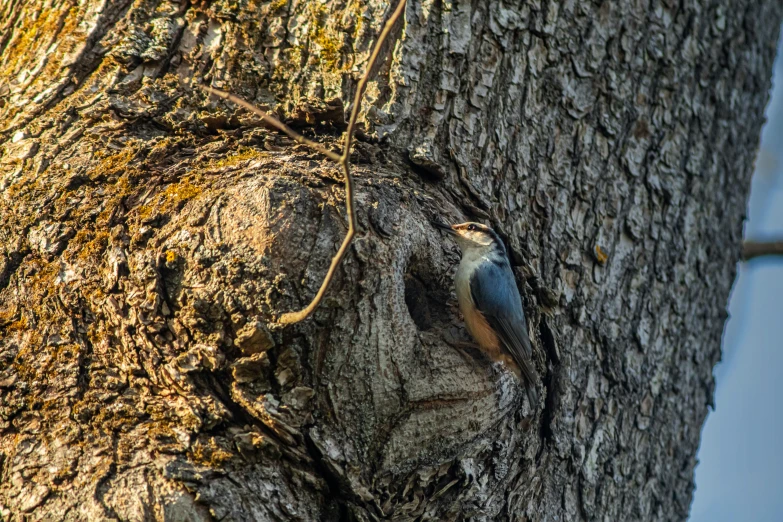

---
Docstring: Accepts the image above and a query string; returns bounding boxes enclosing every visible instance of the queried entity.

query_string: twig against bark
[199,89,342,162]
[742,241,783,261]
[201,0,407,324]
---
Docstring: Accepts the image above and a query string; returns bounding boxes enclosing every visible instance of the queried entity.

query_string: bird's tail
[525,382,538,409]
[499,354,539,409]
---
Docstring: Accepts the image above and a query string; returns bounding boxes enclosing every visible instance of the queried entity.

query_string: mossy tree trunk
[0,0,779,520]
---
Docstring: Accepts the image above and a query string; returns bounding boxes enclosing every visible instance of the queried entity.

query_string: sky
[689,25,783,522]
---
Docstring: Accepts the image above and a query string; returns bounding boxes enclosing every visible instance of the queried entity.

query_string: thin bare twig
[201,0,407,324]
[742,241,783,261]
[200,87,342,162]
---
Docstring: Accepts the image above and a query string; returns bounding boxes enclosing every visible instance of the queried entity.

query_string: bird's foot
[445,339,482,367]
[447,340,481,351]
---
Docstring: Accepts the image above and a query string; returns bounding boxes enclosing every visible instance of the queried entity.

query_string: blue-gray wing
[470,259,539,406]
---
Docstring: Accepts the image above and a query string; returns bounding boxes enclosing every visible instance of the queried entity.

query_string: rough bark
[0,0,779,521]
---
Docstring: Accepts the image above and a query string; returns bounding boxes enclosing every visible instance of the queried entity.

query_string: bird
[434,220,539,407]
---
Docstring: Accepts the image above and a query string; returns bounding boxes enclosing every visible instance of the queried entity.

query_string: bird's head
[434,221,506,256]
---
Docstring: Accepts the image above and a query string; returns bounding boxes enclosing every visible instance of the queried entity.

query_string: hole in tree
[404,257,451,331]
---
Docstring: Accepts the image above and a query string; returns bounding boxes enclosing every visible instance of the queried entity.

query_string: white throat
[458,242,495,264]
[455,245,496,292]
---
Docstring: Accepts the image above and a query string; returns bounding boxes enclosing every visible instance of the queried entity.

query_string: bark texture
[0,0,780,520]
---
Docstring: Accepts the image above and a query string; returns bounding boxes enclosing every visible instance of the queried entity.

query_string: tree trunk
[0,0,779,520]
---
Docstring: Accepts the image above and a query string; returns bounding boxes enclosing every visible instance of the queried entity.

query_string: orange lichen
[594,245,608,265]
[2,8,54,73]
[308,2,343,72]
[0,3,85,105]
[5,316,28,333]
[93,148,138,178]
[136,179,202,221]
[189,436,236,467]
[206,146,263,170]
[162,180,201,202]
[350,0,364,40]
[270,0,288,12]
[71,229,110,262]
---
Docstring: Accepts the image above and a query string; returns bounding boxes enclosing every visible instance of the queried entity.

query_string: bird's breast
[455,259,501,353]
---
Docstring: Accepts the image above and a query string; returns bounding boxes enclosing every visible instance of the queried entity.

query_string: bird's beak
[432,220,457,236]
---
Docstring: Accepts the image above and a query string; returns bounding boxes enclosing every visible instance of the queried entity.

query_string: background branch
[742,240,783,261]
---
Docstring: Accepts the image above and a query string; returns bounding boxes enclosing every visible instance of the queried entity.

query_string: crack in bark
[0,249,26,293]
[303,431,349,522]
[538,316,559,446]
[93,434,121,521]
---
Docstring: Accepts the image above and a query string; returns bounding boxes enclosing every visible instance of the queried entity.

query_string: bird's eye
[467,224,476,231]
